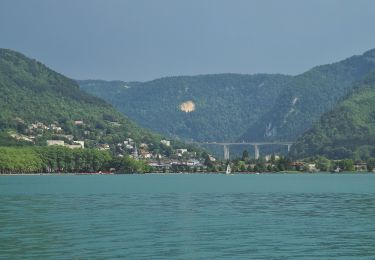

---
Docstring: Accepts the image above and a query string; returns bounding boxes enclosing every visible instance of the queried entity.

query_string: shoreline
[1,171,374,176]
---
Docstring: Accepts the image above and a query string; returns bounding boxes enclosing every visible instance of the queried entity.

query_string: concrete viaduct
[198,142,294,160]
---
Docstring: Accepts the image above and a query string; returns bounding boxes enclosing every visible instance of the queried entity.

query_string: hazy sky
[1,0,375,81]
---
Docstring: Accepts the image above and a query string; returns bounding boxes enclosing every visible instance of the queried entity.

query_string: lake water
[1,173,375,259]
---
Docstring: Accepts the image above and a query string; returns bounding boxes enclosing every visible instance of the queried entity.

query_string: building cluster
[9,121,72,143]
[9,119,204,165]
[21,120,86,149]
[112,138,196,161]
[289,161,371,172]
[147,159,204,172]
[8,119,86,149]
[160,139,170,146]
[46,140,85,149]
[26,121,64,134]
[9,132,34,142]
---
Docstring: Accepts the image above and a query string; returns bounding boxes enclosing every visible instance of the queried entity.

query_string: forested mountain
[290,70,375,160]
[241,49,375,141]
[79,49,375,145]
[0,48,200,158]
[79,74,292,142]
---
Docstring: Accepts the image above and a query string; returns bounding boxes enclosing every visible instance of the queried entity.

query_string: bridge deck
[194,141,293,160]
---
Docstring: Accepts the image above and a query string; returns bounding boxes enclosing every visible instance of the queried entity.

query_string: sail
[226,164,231,174]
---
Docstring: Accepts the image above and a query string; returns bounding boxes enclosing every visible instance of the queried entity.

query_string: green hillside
[241,49,375,141]
[79,74,292,142]
[0,48,200,158]
[80,49,375,145]
[290,70,375,160]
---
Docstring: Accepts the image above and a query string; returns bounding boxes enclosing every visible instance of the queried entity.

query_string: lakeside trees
[2,146,375,174]
[202,149,375,173]
[0,147,43,173]
[0,146,144,174]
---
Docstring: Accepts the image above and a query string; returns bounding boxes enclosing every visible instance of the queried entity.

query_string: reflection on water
[1,175,375,259]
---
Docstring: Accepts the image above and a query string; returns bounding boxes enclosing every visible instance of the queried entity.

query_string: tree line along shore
[1,146,375,174]
[0,146,147,174]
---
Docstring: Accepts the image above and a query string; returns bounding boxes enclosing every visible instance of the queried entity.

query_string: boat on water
[330,167,341,173]
[225,164,232,175]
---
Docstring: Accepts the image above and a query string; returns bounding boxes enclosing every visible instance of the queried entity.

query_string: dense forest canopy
[240,49,375,142]
[290,70,375,160]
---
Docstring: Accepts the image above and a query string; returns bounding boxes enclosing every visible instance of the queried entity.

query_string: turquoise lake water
[1,173,375,259]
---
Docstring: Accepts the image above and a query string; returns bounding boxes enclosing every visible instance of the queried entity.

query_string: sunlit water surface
[1,174,375,259]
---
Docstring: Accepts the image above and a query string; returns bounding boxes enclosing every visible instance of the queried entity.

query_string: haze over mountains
[79,48,375,159]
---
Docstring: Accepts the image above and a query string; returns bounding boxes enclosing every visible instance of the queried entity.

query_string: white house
[73,141,85,149]
[47,140,65,146]
[160,140,171,146]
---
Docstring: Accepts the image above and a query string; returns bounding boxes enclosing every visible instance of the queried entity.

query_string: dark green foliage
[203,152,214,168]
[314,156,332,172]
[0,147,43,173]
[0,146,150,174]
[79,74,292,142]
[34,146,112,173]
[338,159,355,171]
[241,150,249,161]
[290,70,375,160]
[367,158,375,171]
[273,156,291,172]
[107,156,149,173]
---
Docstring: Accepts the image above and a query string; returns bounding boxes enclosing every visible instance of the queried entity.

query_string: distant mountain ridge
[79,49,375,146]
[79,74,292,142]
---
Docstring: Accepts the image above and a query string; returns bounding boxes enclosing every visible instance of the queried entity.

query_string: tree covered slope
[0,48,198,157]
[290,70,375,160]
[79,74,292,142]
[241,49,375,141]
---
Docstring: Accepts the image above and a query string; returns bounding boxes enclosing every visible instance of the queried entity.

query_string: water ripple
[1,175,375,259]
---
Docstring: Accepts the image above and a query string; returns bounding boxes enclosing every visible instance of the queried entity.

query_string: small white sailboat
[225,164,232,175]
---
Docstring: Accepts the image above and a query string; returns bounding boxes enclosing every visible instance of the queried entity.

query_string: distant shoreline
[1,171,374,176]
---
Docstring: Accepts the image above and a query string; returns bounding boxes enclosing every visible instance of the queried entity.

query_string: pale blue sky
[1,0,375,81]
